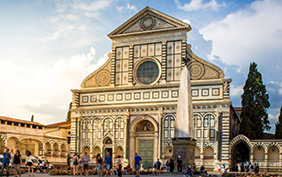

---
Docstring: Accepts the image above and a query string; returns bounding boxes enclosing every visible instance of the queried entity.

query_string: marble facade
[70,7,232,170]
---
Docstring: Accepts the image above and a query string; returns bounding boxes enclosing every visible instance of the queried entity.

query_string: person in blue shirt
[0,148,11,177]
[105,151,112,177]
[134,152,142,177]
[156,159,161,173]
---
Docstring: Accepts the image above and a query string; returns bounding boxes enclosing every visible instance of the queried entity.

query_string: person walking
[166,161,170,172]
[83,152,90,176]
[73,153,79,176]
[26,152,35,176]
[96,154,103,177]
[117,155,122,177]
[13,150,22,177]
[237,163,241,172]
[254,164,259,174]
[105,151,112,177]
[248,163,253,174]
[176,156,183,174]
[78,156,84,176]
[0,148,11,177]
[156,159,161,173]
[134,152,142,177]
[169,156,174,175]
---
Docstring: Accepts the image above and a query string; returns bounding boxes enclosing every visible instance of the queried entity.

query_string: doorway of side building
[232,142,250,171]
[139,140,153,169]
[104,137,113,157]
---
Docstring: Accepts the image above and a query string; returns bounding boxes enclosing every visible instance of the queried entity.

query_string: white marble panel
[155,43,162,56]
[175,41,181,54]
[148,44,154,56]
[123,47,129,59]
[141,45,147,57]
[116,47,122,59]
[134,45,140,58]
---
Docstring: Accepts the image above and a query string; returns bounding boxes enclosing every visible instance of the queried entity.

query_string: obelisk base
[172,138,196,172]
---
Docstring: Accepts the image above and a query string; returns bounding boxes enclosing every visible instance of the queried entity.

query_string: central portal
[139,140,153,168]
[129,117,158,169]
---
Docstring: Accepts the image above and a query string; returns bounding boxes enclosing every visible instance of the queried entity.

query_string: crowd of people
[236,162,260,174]
[0,148,51,177]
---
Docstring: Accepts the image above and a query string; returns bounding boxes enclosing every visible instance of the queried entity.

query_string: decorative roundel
[96,70,110,86]
[140,15,156,30]
[188,62,205,80]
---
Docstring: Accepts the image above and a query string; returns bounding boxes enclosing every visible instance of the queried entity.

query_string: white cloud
[175,0,225,11]
[269,113,279,120]
[230,85,243,97]
[117,3,137,13]
[182,19,191,24]
[72,1,110,11]
[0,47,109,124]
[199,0,282,66]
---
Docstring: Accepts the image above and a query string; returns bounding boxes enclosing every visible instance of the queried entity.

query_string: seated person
[193,166,200,175]
[199,166,207,176]
[184,166,192,177]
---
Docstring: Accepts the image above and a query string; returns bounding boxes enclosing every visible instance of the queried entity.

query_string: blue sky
[0,0,281,133]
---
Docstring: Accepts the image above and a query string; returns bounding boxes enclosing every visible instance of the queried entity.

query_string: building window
[210,129,215,138]
[137,61,159,84]
[163,115,175,139]
[115,118,125,139]
[203,129,208,138]
[197,129,201,138]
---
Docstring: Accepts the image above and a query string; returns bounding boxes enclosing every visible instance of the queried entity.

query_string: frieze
[112,32,187,43]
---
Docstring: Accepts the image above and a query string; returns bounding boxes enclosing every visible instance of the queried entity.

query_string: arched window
[115,118,125,139]
[82,119,91,140]
[93,118,102,139]
[163,115,175,139]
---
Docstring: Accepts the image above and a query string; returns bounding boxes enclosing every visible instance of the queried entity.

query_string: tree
[239,62,270,139]
[275,107,282,139]
[66,102,72,122]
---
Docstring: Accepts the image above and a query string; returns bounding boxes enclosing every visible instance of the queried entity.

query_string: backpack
[251,165,254,169]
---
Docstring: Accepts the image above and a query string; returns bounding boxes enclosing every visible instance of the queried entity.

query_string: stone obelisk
[172,57,196,171]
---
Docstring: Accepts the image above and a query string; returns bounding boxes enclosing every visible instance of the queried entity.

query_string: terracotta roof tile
[0,116,44,126]
[45,121,70,127]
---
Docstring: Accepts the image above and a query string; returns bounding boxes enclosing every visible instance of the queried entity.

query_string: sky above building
[0,0,281,133]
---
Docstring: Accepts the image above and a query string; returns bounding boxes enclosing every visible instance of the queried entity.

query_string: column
[124,113,129,159]
[264,152,268,168]
[90,146,93,159]
[158,109,163,159]
[50,143,54,156]
[161,42,166,84]
[129,132,135,166]
[154,132,158,163]
[70,116,77,154]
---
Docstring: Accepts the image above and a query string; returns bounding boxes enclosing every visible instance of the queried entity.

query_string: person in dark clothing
[176,156,183,174]
[13,150,21,177]
[255,164,259,174]
[117,155,122,177]
[169,156,174,175]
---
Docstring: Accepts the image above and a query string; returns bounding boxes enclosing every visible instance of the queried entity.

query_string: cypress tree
[239,62,270,139]
[275,107,282,139]
[66,102,72,122]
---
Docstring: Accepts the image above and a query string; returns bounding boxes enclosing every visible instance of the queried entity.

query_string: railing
[268,161,281,167]
[253,161,267,167]
[203,161,214,166]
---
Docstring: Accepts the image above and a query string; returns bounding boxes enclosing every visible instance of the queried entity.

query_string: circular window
[136,61,159,84]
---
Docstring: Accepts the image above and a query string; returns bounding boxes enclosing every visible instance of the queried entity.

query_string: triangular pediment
[108,6,191,39]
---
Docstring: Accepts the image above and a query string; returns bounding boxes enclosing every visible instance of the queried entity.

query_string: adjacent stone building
[0,116,70,166]
[70,7,234,169]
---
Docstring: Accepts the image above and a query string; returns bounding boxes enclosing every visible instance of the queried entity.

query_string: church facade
[70,7,235,170]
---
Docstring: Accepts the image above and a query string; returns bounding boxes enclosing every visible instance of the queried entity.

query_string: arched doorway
[104,137,113,157]
[232,142,250,171]
[133,119,155,168]
[129,116,158,169]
